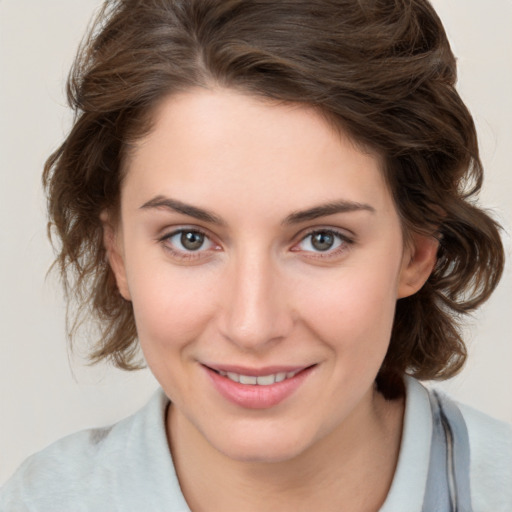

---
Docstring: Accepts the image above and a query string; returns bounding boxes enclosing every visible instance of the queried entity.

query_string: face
[106,88,435,463]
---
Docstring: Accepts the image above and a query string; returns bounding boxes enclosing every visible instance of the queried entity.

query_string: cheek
[298,262,401,357]
[127,265,218,356]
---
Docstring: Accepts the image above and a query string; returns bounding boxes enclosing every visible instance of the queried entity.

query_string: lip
[202,363,316,409]
[204,363,308,376]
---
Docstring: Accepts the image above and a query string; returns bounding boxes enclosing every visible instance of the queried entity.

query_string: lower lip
[204,366,314,409]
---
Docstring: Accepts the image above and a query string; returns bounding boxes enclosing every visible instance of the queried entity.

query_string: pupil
[181,231,204,251]
[312,232,334,251]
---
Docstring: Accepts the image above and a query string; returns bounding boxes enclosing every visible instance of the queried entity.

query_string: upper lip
[202,363,315,376]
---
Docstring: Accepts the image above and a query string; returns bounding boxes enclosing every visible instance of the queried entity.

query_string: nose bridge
[220,245,292,349]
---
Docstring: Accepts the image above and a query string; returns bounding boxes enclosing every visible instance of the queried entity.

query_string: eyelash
[159,228,217,261]
[158,227,354,262]
[292,229,354,259]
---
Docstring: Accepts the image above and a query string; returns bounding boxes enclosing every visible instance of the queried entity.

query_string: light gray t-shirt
[1,377,511,511]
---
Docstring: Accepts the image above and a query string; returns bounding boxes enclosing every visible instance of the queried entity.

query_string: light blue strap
[423,391,452,511]
[422,390,473,512]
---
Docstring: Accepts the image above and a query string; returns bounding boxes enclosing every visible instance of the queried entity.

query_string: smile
[214,370,301,386]
[204,364,316,409]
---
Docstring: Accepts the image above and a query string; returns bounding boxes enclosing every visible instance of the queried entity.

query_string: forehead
[122,88,393,220]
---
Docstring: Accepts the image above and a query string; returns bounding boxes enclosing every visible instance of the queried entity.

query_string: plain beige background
[1,0,511,485]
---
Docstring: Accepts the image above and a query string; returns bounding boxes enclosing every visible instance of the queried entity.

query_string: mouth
[202,364,316,409]
[209,368,303,386]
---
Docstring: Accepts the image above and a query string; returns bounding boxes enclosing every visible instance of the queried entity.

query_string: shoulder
[458,401,512,511]
[0,390,187,512]
[427,383,512,511]
[385,377,512,512]
[0,426,117,511]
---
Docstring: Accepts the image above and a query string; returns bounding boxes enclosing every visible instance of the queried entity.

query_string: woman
[1,0,510,510]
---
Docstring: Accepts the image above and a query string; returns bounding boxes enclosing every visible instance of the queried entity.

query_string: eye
[162,229,216,254]
[294,229,351,254]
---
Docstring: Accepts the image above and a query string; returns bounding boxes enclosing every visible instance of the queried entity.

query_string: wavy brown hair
[44,0,504,398]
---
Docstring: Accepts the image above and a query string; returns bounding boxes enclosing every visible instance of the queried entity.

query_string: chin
[221,443,306,464]
[206,423,316,464]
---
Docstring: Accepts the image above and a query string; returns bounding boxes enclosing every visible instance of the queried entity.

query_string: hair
[44,0,504,398]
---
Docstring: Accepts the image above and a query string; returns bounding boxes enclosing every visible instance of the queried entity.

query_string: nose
[218,248,294,351]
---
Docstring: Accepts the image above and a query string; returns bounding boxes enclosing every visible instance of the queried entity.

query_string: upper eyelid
[298,227,354,242]
[158,228,217,260]
[289,228,354,255]
[157,226,354,250]
[159,226,212,241]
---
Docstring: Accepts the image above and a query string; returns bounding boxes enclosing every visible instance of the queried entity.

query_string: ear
[397,232,439,299]
[100,211,131,301]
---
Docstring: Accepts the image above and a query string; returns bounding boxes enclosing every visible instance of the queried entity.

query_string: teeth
[239,375,257,385]
[227,372,240,383]
[256,374,275,386]
[220,370,300,385]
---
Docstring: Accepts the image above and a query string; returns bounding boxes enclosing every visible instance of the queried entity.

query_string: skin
[104,88,438,511]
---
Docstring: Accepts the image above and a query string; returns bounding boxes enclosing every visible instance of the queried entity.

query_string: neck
[167,386,404,512]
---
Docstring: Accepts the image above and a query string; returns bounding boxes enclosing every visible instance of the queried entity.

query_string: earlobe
[100,211,131,301]
[397,233,439,299]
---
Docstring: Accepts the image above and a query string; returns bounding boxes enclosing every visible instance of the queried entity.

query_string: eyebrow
[140,195,375,226]
[283,200,375,225]
[140,196,226,225]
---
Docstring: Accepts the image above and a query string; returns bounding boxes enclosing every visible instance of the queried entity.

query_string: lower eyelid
[159,228,221,259]
[159,228,352,260]
[299,242,352,262]
[298,230,351,249]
